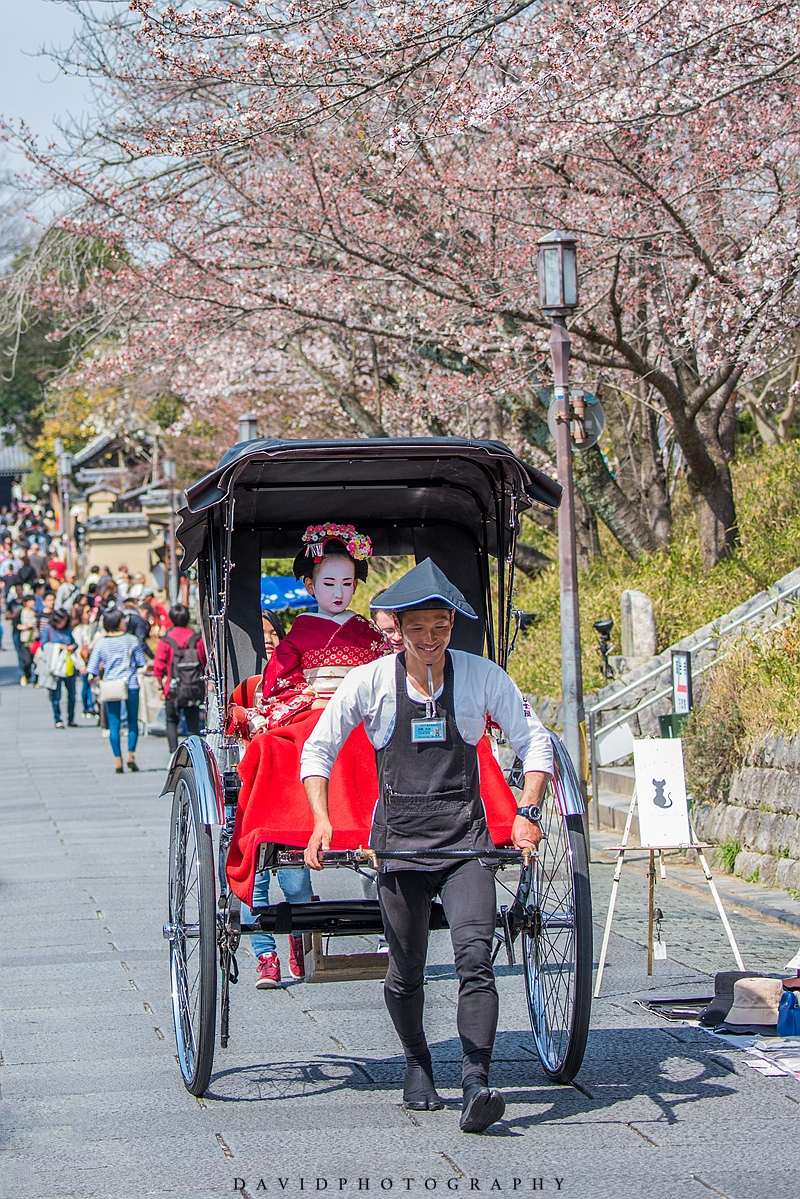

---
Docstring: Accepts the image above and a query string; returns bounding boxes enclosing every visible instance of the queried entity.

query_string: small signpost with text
[594,738,745,996]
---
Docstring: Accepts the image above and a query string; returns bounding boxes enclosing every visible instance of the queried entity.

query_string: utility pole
[163,456,179,606]
[54,438,74,573]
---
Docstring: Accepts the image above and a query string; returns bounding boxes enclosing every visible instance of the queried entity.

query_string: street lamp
[237,413,259,443]
[163,456,179,606]
[54,438,74,573]
[536,230,585,779]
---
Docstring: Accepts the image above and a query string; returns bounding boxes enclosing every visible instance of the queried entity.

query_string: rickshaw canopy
[177,437,560,682]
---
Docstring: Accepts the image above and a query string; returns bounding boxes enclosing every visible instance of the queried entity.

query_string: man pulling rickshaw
[301,558,552,1133]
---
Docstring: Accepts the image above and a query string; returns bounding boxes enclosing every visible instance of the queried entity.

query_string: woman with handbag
[71,600,99,718]
[39,609,78,727]
[87,608,147,773]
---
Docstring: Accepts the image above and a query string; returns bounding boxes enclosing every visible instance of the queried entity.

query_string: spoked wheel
[518,736,592,1083]
[166,768,217,1095]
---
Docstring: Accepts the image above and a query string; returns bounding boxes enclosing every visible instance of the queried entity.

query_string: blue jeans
[50,676,76,724]
[105,690,140,757]
[81,674,96,714]
[242,867,314,957]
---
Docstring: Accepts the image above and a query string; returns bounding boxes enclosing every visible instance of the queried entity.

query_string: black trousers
[377,859,498,1085]
[165,698,201,753]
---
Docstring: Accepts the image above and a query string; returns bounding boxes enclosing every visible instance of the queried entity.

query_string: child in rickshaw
[230,524,390,989]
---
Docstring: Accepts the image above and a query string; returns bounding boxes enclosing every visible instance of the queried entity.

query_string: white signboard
[632,738,692,848]
[672,651,693,714]
[595,720,635,766]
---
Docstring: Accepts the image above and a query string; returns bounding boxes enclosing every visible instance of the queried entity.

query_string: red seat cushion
[225,710,518,906]
[229,674,262,709]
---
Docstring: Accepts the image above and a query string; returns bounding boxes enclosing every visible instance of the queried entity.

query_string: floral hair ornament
[302,523,373,562]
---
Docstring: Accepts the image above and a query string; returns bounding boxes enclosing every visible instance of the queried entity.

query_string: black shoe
[402,1055,443,1111]
[115,766,124,774]
[127,760,140,772]
[67,722,78,727]
[459,1082,506,1133]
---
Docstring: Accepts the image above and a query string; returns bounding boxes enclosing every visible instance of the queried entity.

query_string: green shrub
[683,614,800,802]
[716,840,741,874]
[508,442,800,699]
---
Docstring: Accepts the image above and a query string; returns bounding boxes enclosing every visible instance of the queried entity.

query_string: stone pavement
[1,655,799,1199]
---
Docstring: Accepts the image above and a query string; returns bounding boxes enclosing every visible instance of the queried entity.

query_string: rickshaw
[161,437,592,1098]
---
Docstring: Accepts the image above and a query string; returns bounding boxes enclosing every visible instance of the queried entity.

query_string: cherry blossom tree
[3,0,799,569]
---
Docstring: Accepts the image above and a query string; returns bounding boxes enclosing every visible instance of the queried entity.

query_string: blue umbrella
[260,576,318,611]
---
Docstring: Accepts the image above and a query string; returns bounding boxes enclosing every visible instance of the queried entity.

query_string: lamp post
[537,230,585,778]
[54,438,74,573]
[163,456,179,606]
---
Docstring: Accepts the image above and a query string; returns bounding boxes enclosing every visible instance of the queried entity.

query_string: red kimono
[256,612,389,730]
[226,612,390,903]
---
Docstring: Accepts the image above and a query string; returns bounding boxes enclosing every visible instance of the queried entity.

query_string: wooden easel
[594,786,745,997]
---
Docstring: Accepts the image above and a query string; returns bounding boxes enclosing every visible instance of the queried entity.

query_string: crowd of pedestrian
[1,501,205,773]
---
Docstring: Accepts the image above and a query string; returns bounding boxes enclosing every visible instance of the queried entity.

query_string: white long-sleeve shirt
[300,650,553,780]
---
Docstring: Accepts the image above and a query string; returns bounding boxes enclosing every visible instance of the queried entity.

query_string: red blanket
[225,709,518,905]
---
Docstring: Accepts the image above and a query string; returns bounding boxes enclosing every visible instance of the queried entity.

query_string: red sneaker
[255,952,281,989]
[288,935,305,979]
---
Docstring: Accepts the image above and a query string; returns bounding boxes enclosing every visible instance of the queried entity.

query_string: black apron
[370,652,493,872]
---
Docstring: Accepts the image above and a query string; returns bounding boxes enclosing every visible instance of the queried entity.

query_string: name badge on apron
[411,666,446,743]
[411,717,447,743]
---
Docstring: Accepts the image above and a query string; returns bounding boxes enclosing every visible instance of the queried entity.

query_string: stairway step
[597,764,635,797]
[592,789,638,836]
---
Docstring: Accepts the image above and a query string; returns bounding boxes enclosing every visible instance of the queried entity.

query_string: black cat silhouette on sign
[632,739,691,847]
[651,778,673,809]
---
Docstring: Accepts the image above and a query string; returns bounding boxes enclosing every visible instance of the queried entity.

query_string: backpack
[164,632,205,707]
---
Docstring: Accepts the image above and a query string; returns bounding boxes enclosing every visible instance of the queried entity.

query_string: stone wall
[588,564,800,740]
[693,732,800,892]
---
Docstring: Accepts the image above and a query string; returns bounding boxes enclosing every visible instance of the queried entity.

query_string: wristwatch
[516,805,542,824]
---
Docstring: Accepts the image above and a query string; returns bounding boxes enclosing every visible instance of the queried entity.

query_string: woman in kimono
[228,524,389,989]
[245,524,387,735]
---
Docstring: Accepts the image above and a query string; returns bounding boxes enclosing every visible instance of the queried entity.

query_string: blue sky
[0,1,93,153]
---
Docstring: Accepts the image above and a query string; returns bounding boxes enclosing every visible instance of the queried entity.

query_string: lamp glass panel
[543,247,561,307]
[562,247,577,306]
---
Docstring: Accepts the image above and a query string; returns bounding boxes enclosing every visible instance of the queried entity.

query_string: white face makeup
[304,556,358,616]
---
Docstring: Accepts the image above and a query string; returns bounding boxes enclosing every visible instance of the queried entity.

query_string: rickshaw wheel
[167,769,217,1095]
[518,743,592,1084]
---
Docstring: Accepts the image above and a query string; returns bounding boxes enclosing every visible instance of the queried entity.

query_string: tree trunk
[719,397,736,461]
[574,490,602,568]
[639,407,672,546]
[514,542,552,577]
[686,463,739,570]
[508,393,651,561]
[602,387,672,546]
[571,444,660,559]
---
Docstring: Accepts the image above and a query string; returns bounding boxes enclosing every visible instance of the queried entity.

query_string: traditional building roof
[0,436,32,476]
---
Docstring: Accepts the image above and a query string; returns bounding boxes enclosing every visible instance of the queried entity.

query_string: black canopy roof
[177,437,560,567]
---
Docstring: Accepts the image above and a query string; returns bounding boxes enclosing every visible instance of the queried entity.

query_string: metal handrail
[586,576,800,829]
[586,577,800,717]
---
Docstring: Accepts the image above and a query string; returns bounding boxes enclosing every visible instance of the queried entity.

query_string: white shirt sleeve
[483,662,553,776]
[299,670,368,781]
